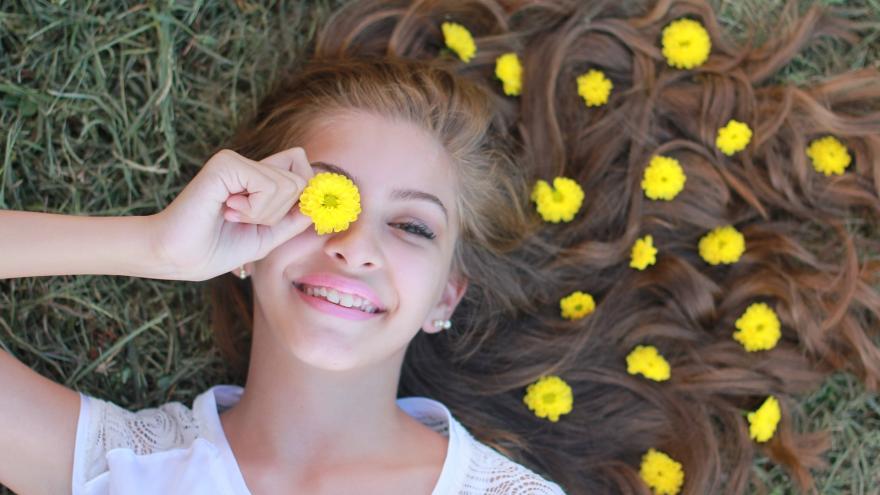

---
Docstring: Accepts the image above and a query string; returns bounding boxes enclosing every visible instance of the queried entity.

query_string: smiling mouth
[292,282,387,314]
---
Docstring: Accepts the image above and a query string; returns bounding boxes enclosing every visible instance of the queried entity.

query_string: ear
[422,270,468,334]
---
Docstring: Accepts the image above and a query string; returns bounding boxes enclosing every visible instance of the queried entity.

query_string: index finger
[259,146,315,186]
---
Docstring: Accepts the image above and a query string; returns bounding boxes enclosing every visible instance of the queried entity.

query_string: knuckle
[214,148,236,161]
[292,147,308,160]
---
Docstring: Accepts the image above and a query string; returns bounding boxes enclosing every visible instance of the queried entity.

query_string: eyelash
[393,221,436,240]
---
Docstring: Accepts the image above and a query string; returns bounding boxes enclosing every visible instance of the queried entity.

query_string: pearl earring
[238,266,248,279]
[433,319,452,330]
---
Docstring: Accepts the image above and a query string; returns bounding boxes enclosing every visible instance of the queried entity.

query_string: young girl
[3,0,880,494]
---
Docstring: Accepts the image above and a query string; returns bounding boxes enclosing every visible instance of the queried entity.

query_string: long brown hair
[206,0,880,493]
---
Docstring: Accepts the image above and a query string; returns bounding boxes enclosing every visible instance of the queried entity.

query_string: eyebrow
[310,161,449,225]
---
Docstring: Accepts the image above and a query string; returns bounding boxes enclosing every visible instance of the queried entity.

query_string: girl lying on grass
[2,0,880,493]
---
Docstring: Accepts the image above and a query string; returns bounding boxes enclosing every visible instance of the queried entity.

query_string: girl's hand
[151,147,315,282]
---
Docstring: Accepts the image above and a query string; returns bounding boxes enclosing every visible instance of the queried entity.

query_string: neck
[219,300,410,469]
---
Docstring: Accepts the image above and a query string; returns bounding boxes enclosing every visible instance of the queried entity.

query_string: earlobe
[423,273,468,334]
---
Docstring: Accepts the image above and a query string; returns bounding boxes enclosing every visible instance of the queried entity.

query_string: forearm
[0,210,172,280]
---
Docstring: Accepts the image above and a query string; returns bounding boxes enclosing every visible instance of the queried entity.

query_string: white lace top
[71,384,566,494]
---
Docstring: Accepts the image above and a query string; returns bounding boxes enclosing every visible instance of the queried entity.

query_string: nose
[322,213,383,269]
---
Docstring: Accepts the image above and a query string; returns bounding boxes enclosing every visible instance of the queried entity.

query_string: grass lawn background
[1,0,878,493]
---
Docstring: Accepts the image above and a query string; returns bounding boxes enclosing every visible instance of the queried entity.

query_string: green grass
[1,1,878,493]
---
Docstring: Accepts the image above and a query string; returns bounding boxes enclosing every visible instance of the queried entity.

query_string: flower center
[322,194,339,208]
[542,392,556,403]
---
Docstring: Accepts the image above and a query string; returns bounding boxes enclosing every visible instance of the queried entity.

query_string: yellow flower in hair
[576,69,613,107]
[715,119,752,156]
[806,135,852,176]
[733,302,781,352]
[441,21,476,63]
[747,395,781,443]
[626,344,671,382]
[630,234,658,270]
[560,291,596,320]
[642,155,686,200]
[495,52,523,96]
[661,17,711,69]
[530,177,585,223]
[698,225,745,265]
[298,172,362,235]
[640,448,685,495]
[523,375,573,422]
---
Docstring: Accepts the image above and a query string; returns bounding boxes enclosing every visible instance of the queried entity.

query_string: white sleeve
[70,393,201,491]
[466,441,568,494]
[71,393,91,495]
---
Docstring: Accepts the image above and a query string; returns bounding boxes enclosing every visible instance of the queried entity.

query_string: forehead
[300,111,456,213]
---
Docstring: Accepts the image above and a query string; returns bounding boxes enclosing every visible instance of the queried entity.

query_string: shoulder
[465,439,568,494]
[75,392,203,485]
[85,393,201,454]
[440,409,566,494]
[401,397,567,494]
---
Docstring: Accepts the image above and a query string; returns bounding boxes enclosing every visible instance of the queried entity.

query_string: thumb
[257,205,314,254]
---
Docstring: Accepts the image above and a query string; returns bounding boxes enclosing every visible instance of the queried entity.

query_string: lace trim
[83,396,201,482]
[463,441,566,494]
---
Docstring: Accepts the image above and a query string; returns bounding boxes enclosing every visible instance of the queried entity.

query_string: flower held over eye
[626,344,671,381]
[661,17,711,69]
[630,234,658,270]
[806,135,852,176]
[715,119,752,156]
[522,375,574,422]
[530,177,585,223]
[298,172,362,235]
[698,225,745,265]
[640,448,685,495]
[576,69,613,107]
[560,290,596,320]
[495,52,523,96]
[642,155,686,200]
[733,302,781,352]
[441,22,476,63]
[747,395,781,443]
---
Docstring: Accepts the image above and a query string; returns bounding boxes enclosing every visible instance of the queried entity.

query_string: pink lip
[293,272,386,311]
[293,285,383,321]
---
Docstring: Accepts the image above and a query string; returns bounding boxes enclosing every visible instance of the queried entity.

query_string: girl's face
[250,110,468,370]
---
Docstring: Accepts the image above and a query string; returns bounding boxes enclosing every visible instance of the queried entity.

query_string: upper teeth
[300,285,379,313]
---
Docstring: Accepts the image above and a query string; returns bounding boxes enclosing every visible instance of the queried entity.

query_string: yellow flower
[806,135,852,176]
[715,119,752,156]
[523,375,574,422]
[626,344,671,382]
[747,395,781,443]
[298,172,362,235]
[630,234,658,270]
[661,17,711,69]
[639,448,685,495]
[642,155,686,200]
[698,225,745,265]
[560,291,596,320]
[530,177,585,223]
[441,21,476,63]
[732,302,781,352]
[495,52,522,96]
[576,69,613,107]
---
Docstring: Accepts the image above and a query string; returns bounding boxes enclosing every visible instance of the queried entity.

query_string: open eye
[392,221,436,240]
